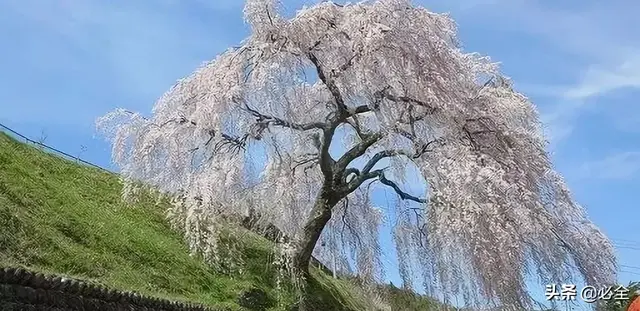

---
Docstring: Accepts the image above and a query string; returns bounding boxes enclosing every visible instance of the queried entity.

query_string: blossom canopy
[98,0,617,309]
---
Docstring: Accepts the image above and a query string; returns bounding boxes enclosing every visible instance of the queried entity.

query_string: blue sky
[1,0,639,306]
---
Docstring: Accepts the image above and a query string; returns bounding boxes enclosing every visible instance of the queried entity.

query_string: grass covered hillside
[0,132,442,310]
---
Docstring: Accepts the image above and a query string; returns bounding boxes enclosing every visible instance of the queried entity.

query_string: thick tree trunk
[288,182,342,311]
[292,189,339,277]
[290,196,336,311]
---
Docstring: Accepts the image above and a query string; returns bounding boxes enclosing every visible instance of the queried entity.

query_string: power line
[615,240,640,247]
[615,238,640,244]
[0,122,108,172]
[621,270,640,277]
[615,244,640,251]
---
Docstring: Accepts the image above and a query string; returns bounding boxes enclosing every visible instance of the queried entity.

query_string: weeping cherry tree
[98,0,617,308]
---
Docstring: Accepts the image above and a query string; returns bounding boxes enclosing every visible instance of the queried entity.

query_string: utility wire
[0,122,108,172]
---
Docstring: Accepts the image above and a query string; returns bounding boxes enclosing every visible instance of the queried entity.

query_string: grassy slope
[0,132,439,310]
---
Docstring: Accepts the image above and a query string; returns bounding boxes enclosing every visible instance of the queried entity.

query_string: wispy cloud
[4,0,637,140]
[579,151,640,180]
[462,0,640,142]
[531,4,639,142]
[564,56,640,100]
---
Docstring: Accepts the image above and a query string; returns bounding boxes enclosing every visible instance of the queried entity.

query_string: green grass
[0,132,439,310]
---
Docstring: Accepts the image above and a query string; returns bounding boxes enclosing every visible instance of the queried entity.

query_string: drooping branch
[117,110,248,155]
[378,172,426,204]
[357,137,444,179]
[351,86,390,115]
[292,153,320,176]
[383,92,438,113]
[213,133,249,155]
[341,168,426,204]
[339,196,364,249]
[352,87,438,116]
[148,116,249,155]
[241,102,326,133]
[361,150,409,173]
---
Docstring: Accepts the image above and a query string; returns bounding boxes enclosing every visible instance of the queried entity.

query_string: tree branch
[393,127,446,157]
[154,116,248,155]
[335,131,385,173]
[384,93,436,112]
[334,126,443,195]
[361,149,409,174]
[378,172,426,203]
[357,135,443,178]
[292,153,320,176]
[303,50,350,181]
[319,127,337,179]
[242,103,326,133]
[350,86,390,116]
[342,169,426,204]
[352,87,438,116]
[307,52,348,113]
[342,167,360,184]
[339,197,364,249]
[350,86,438,128]
[214,133,248,154]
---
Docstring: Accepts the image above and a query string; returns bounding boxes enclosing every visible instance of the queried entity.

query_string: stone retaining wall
[0,267,221,311]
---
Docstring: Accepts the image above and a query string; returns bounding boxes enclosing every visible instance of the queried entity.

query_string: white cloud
[538,100,590,144]
[564,56,640,100]
[4,0,638,140]
[417,0,640,144]
[579,152,640,180]
[470,1,640,141]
